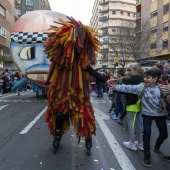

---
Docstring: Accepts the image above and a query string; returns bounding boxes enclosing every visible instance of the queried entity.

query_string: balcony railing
[100,48,109,53]
[102,32,109,36]
[99,6,109,13]
[99,15,109,21]
[99,0,109,5]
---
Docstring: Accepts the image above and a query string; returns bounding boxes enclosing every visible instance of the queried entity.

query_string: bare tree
[108,20,153,68]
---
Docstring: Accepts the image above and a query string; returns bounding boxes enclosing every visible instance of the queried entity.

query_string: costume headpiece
[44,16,101,69]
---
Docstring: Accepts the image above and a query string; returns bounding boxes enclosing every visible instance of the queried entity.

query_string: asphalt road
[0,91,169,170]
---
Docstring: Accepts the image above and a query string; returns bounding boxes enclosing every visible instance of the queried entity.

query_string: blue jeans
[96,85,103,96]
[143,115,168,153]
[0,85,2,93]
[114,93,124,117]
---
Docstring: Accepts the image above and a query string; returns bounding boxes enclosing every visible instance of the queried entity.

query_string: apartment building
[0,0,17,70]
[90,0,136,69]
[138,0,170,60]
[16,0,51,19]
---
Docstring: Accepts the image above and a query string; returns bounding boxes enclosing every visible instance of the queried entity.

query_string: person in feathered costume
[44,16,108,154]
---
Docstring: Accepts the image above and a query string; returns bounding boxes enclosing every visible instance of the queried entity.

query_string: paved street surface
[0,91,169,170]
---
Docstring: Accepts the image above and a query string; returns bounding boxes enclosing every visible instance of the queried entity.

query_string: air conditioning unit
[17,0,21,5]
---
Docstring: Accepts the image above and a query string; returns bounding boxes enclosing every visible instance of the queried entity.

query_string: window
[127,13,130,16]
[17,10,21,15]
[150,43,156,50]
[0,5,6,17]
[112,20,116,23]
[151,11,157,18]
[163,40,168,49]
[163,22,169,32]
[150,27,157,34]
[112,11,116,15]
[26,0,33,6]
[121,11,123,15]
[112,29,116,32]
[112,3,116,6]
[0,26,6,38]
[103,30,108,36]
[164,4,169,14]
[103,22,109,27]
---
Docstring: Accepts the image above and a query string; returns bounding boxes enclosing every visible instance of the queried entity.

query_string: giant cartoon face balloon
[10,10,68,86]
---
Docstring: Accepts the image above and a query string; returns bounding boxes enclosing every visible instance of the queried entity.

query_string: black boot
[153,140,161,152]
[143,152,151,167]
[85,138,92,156]
[53,130,62,149]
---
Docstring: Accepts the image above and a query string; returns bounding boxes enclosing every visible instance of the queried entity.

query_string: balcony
[100,48,109,53]
[99,0,109,5]
[98,23,109,29]
[102,32,109,36]
[99,15,109,21]
[99,6,109,13]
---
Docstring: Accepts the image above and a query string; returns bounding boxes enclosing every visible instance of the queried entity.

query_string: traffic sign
[114,57,119,63]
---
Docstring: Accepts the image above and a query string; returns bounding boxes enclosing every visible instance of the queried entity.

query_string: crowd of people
[90,61,170,168]
[0,68,47,97]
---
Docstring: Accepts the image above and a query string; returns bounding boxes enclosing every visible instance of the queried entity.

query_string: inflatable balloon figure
[44,16,108,155]
[10,10,68,90]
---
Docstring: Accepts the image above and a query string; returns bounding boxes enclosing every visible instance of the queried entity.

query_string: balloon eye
[20,46,35,60]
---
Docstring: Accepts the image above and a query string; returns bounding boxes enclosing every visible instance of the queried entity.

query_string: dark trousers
[143,115,168,153]
[114,93,124,117]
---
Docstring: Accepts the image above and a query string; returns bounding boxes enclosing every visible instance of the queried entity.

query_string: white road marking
[20,106,47,134]
[0,104,9,111]
[94,107,136,170]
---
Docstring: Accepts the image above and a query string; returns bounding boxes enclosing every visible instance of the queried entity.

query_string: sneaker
[163,156,170,162]
[110,114,119,120]
[117,119,123,124]
[143,152,151,167]
[122,142,137,151]
[135,141,144,151]
[110,111,115,115]
[153,141,161,152]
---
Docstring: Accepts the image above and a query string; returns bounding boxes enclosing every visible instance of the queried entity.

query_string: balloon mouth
[25,70,48,86]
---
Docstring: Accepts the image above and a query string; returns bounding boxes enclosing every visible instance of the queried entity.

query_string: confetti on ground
[73,144,76,146]
[110,168,115,170]
[80,140,85,143]
[40,162,43,165]
[94,159,98,163]
[78,145,82,147]
[34,155,37,158]
[96,146,100,148]
[71,135,74,137]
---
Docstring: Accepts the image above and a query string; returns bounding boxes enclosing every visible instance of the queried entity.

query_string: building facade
[16,0,51,18]
[90,0,136,69]
[138,0,170,60]
[0,0,17,70]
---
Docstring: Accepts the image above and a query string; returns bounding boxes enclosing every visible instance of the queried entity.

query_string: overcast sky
[48,0,95,25]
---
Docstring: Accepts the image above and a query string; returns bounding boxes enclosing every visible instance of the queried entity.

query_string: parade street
[0,91,170,170]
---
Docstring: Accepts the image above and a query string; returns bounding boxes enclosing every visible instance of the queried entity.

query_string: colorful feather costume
[44,16,101,142]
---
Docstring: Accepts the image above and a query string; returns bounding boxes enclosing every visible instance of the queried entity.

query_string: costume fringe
[44,16,101,141]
